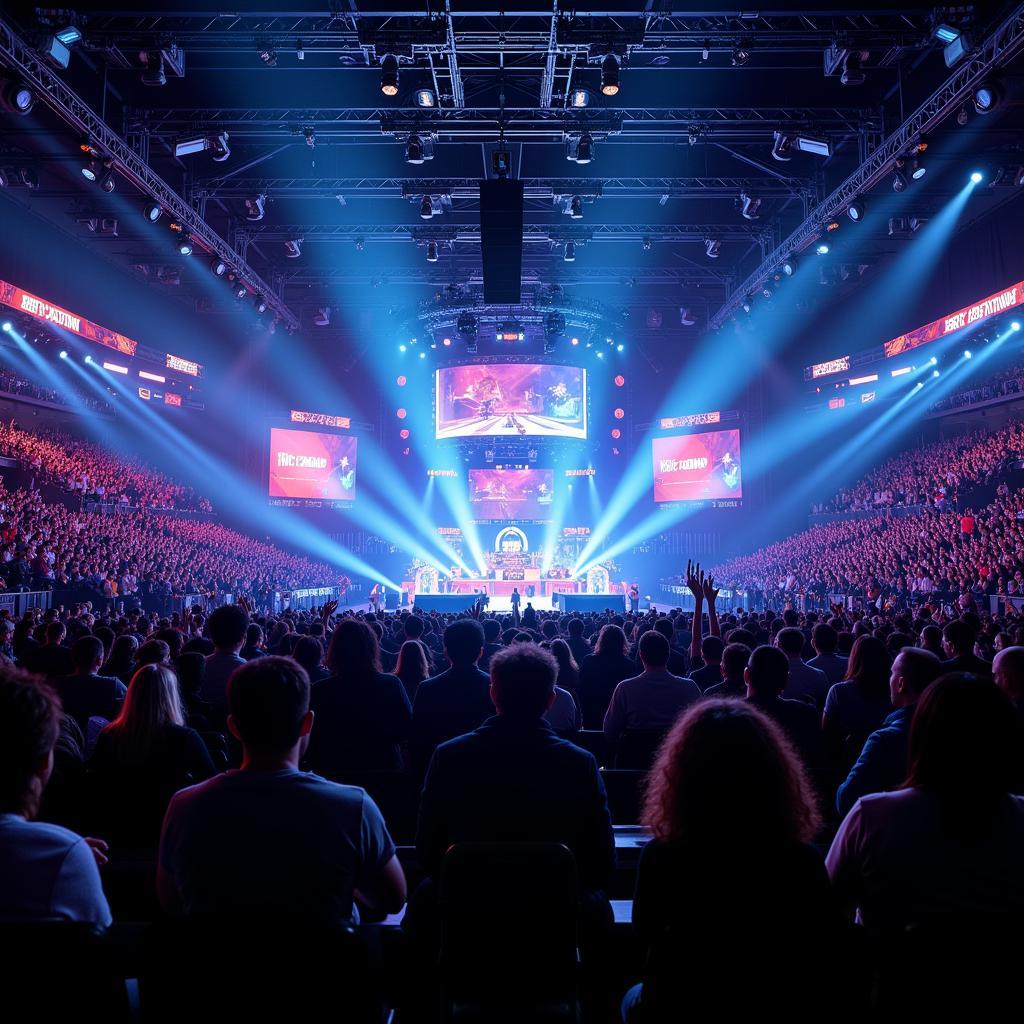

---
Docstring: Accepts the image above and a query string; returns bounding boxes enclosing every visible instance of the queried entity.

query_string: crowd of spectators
[0,569,1021,1018]
[811,421,1024,514]
[929,361,1024,414]
[0,367,113,415]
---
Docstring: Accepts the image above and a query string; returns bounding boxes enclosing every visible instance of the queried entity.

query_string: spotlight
[957,105,970,126]
[704,238,721,259]
[596,351,604,359]
[296,39,304,61]
[210,257,227,276]
[847,199,865,222]
[564,241,576,262]
[59,350,68,359]
[741,295,753,314]
[570,89,590,108]
[840,50,866,86]
[970,170,984,184]
[143,200,163,223]
[254,295,268,315]
[932,369,940,378]
[964,349,972,359]
[244,195,266,221]
[600,54,620,96]
[642,237,652,251]
[419,351,427,359]
[303,127,316,148]
[284,238,303,258]
[571,337,579,346]
[380,54,399,96]
[141,52,166,86]
[406,134,425,165]
[910,158,926,180]
[617,343,624,352]
[415,88,435,108]
[257,42,277,67]
[569,195,583,219]
[1012,321,1021,331]
[81,159,99,182]
[232,282,247,299]
[892,167,908,192]
[1,322,9,331]
[781,255,798,276]
[731,48,750,67]
[442,337,451,346]
[19,167,39,190]
[679,307,696,326]
[740,193,761,220]
[98,166,116,193]
[929,356,938,365]
[939,26,972,67]
[575,133,594,165]
[771,131,793,161]
[816,242,829,255]
[177,240,193,256]
[973,82,1003,115]
[314,306,331,326]
[42,26,81,69]
[426,240,439,262]
[761,286,773,300]
[396,408,407,419]
[419,195,433,219]
[0,78,34,115]
[84,355,92,364]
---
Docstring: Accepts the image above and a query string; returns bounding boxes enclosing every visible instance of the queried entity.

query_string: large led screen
[468,468,554,521]
[436,364,587,439]
[652,429,742,504]
[268,427,357,501]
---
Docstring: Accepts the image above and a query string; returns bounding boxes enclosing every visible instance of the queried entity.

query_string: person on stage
[628,583,640,614]
[510,587,521,614]
[369,583,381,613]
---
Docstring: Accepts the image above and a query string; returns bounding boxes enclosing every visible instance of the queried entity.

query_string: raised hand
[703,574,719,603]
[685,559,704,599]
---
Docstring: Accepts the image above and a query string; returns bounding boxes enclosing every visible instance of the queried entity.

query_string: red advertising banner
[0,279,138,356]
[652,429,742,503]
[884,280,1023,358]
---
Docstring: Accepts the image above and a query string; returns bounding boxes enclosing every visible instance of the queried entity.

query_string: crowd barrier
[81,501,216,521]
[0,590,52,616]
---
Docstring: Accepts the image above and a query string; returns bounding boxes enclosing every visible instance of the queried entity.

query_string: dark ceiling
[1,2,1022,350]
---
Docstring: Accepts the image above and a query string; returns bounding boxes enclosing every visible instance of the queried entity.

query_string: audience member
[578,625,636,729]
[778,627,830,709]
[51,635,127,736]
[823,635,893,765]
[744,645,822,768]
[199,604,250,708]
[703,642,751,698]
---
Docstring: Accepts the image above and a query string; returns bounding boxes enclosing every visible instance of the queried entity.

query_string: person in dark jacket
[836,647,942,816]
[578,624,636,729]
[52,635,127,735]
[941,618,992,677]
[307,619,412,776]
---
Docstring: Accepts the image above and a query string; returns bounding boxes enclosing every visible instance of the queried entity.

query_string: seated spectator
[635,618,689,678]
[836,647,942,816]
[578,624,636,729]
[603,631,701,744]
[703,642,751,698]
[307,619,412,775]
[744,645,823,769]
[51,636,127,736]
[240,623,265,661]
[918,624,945,661]
[291,636,327,685]
[29,621,73,680]
[778,627,830,709]
[100,633,137,683]
[993,645,1024,716]
[158,656,405,921]
[823,635,893,766]
[479,618,503,671]
[623,699,835,1021]
[808,622,848,687]
[544,673,582,735]
[566,616,592,667]
[394,639,430,705]
[414,642,614,905]
[549,638,580,697]
[89,665,216,845]
[0,666,111,925]
[410,618,493,778]
[688,635,724,690]
[199,604,250,708]
[941,618,992,677]
[174,651,213,729]
[135,638,171,670]
[827,674,1024,930]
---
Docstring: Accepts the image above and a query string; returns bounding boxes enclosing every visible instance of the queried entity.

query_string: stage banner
[884,279,1023,358]
[0,279,138,356]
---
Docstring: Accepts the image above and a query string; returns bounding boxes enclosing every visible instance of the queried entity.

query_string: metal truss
[709,2,1024,329]
[127,106,874,143]
[192,174,813,201]
[0,15,299,329]
[245,222,765,244]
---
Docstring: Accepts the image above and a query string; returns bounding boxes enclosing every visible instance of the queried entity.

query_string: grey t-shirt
[158,769,395,922]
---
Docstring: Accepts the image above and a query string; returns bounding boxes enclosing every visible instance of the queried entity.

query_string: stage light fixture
[816,243,829,255]
[781,256,798,276]
[614,408,625,420]
[970,170,984,184]
[442,337,451,346]
[564,241,576,262]
[398,344,407,353]
[400,429,410,440]
[762,285,773,299]
[892,167,908,192]
[415,88,435,108]
[840,50,866,86]
[570,89,590,108]
[177,240,193,256]
[303,127,316,148]
[964,349,972,359]
[611,428,621,439]
[771,132,794,161]
[740,193,761,220]
[59,350,68,360]
[284,238,303,258]
[244,195,266,221]
[600,54,620,96]
[731,47,750,66]
[929,356,938,365]
[396,408,407,419]
[314,306,331,326]
[43,26,81,69]
[406,133,425,165]
[910,158,926,180]
[209,257,227,276]
[295,39,304,61]
[741,295,753,314]
[231,281,247,299]
[701,39,710,62]
[426,241,439,262]
[932,369,940,378]
[847,199,865,222]
[420,195,433,219]
[254,295,268,314]
[210,132,230,162]
[973,82,1003,115]
[19,167,39,190]
[257,42,277,66]
[596,351,604,359]
[1012,321,1021,331]
[84,355,92,364]
[940,27,972,67]
[616,343,624,352]
[380,54,399,96]
[704,238,721,259]
[141,52,166,86]
[1,322,9,332]
[0,78,35,115]
[81,158,99,182]
[575,133,594,165]
[569,195,583,219]
[642,237,652,251]
[98,165,116,193]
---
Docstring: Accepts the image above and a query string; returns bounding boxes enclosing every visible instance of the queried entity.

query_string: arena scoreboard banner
[0,279,138,356]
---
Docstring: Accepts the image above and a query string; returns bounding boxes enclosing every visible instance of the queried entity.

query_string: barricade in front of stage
[557,593,626,614]
[412,594,483,613]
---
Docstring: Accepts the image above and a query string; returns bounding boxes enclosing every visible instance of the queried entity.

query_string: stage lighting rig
[426,241,439,262]
[284,238,303,258]
[244,195,266,221]
[314,306,331,326]
[847,199,865,223]
[0,77,34,115]
[704,239,721,259]
[174,132,230,163]
[257,42,278,67]
[419,195,434,219]
[566,133,594,165]
[380,54,400,96]
[740,193,761,220]
[568,196,583,220]
[600,54,620,96]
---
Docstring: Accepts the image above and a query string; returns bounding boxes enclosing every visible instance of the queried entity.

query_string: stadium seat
[600,768,646,826]
[613,729,667,771]
[439,842,580,1022]
[572,729,610,767]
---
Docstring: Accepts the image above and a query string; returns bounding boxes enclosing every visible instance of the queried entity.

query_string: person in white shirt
[826,674,1024,931]
[0,666,111,925]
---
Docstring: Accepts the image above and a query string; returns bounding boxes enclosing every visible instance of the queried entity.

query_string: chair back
[613,729,667,771]
[572,729,610,767]
[439,842,579,1020]
[599,768,646,826]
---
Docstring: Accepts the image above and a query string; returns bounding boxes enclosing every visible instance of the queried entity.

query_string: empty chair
[439,842,579,1023]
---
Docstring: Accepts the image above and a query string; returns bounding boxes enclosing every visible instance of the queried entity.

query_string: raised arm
[703,574,721,639]
[686,560,704,663]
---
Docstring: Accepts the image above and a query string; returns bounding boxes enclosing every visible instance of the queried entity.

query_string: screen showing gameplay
[468,468,555,521]
[268,427,357,501]
[435,364,587,439]
[652,428,742,504]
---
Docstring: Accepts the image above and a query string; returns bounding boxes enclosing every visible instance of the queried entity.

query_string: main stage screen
[436,364,587,439]
[469,468,554,521]
[268,427,358,501]
[652,429,742,504]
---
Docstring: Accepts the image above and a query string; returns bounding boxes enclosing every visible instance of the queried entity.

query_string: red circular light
[614,407,625,419]
[399,428,410,439]
[396,408,407,419]
[396,375,407,387]
[442,337,451,346]
[614,375,625,387]
[610,428,621,439]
